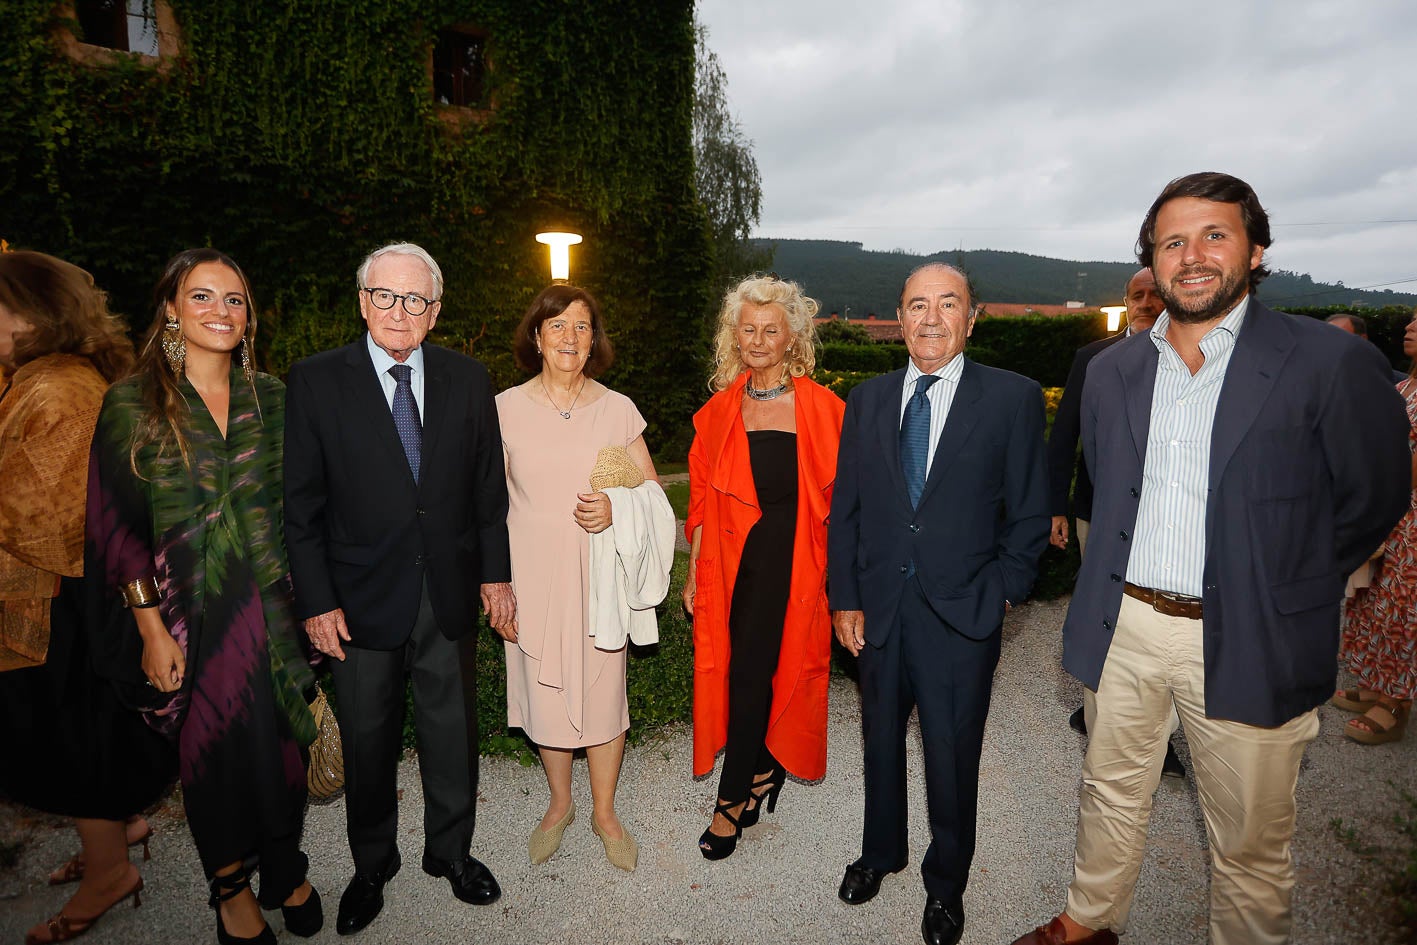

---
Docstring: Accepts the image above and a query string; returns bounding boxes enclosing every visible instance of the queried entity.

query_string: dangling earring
[240,337,254,382]
[161,314,185,380]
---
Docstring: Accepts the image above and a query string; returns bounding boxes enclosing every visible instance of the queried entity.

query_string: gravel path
[2,597,1413,944]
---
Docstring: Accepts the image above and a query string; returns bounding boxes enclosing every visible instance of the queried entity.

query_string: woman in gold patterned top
[0,250,174,945]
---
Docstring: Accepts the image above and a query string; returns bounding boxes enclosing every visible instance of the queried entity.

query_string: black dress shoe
[1161,741,1186,779]
[922,896,964,945]
[336,853,400,936]
[421,853,501,906]
[838,859,906,905]
[1068,706,1087,735]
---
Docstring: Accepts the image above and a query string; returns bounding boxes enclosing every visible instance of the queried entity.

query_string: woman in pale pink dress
[494,284,658,871]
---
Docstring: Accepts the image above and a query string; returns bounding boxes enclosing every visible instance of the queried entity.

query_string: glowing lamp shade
[535,231,583,283]
[1100,305,1127,333]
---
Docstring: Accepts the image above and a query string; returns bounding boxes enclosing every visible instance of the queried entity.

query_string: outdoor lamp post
[535,231,582,283]
[1100,305,1127,333]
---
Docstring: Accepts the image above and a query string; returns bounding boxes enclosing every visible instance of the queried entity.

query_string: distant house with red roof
[817,302,1099,342]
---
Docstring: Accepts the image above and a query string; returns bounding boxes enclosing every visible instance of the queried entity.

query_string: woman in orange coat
[683,275,844,859]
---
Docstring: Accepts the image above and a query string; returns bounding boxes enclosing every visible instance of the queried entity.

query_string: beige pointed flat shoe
[591,816,638,872]
[528,802,576,864]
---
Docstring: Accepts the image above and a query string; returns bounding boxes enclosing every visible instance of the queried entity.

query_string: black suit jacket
[1046,332,1124,520]
[1064,302,1410,725]
[828,358,1051,643]
[283,339,511,649]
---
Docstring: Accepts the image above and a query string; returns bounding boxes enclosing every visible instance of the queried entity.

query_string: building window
[433,29,487,109]
[75,0,159,55]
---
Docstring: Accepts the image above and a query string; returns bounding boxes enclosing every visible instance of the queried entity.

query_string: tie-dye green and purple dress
[87,366,316,876]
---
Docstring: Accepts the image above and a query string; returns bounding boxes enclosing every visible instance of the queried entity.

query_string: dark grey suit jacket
[1063,301,1410,725]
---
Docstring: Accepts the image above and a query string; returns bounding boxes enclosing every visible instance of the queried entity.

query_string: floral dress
[1342,378,1417,701]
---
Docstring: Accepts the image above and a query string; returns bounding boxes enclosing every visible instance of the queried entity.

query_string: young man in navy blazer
[1011,174,1410,945]
[830,262,1051,945]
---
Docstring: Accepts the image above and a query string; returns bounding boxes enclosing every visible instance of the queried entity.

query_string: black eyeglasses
[362,287,437,316]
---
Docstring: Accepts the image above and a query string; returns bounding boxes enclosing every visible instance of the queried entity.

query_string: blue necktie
[900,374,940,508]
[389,364,422,484]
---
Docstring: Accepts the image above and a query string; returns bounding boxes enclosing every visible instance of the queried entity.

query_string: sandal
[1331,688,1381,713]
[48,820,153,886]
[24,874,143,944]
[1345,699,1410,745]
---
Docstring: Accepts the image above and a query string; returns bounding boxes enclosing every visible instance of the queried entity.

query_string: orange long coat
[686,373,844,779]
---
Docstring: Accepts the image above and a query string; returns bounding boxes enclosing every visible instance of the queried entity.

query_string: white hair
[356,242,444,299]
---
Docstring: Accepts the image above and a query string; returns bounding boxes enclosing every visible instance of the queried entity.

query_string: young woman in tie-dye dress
[88,250,322,944]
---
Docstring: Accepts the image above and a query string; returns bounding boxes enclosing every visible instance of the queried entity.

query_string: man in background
[1046,268,1184,778]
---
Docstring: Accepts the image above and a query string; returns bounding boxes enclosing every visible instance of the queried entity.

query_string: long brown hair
[0,250,134,382]
[131,249,257,469]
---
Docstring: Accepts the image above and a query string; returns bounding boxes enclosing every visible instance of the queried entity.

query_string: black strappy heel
[209,864,276,945]
[698,799,745,861]
[738,764,786,829]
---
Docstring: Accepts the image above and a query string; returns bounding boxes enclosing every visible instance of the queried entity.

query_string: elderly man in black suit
[830,262,1050,945]
[284,243,514,936]
[1011,173,1410,945]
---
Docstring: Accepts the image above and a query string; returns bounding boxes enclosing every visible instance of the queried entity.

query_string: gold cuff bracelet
[120,577,162,609]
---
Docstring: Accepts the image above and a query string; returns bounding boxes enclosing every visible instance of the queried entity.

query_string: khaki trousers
[1076,520,1178,738]
[1064,594,1319,945]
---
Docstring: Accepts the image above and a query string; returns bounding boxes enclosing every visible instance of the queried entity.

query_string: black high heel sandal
[698,800,745,861]
[209,865,276,945]
[738,764,786,829]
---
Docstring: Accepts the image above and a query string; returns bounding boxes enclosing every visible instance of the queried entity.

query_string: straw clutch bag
[589,446,645,491]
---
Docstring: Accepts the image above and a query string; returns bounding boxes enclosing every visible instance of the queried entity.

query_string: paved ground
[2,597,1413,944]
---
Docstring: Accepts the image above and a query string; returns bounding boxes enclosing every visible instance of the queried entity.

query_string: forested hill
[758,239,1417,318]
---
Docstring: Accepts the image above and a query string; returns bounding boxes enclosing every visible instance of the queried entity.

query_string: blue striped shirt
[901,353,965,478]
[1126,298,1250,596]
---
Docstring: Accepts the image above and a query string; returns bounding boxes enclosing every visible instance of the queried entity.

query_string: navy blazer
[1064,301,1411,726]
[828,358,1051,644]
[283,340,511,648]
[1047,332,1124,520]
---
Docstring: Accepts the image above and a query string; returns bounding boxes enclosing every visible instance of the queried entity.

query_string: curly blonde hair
[709,275,819,392]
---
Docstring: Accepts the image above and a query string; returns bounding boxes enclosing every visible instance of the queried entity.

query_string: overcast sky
[695,0,1417,298]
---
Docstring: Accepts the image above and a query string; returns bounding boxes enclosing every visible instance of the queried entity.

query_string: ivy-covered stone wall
[0,0,713,456]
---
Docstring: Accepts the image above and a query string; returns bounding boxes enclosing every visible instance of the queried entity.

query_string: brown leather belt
[1124,582,1203,619]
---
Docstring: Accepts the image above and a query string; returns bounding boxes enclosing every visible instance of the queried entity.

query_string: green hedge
[819,342,910,373]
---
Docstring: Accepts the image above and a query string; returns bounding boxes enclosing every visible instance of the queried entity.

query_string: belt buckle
[1154,590,1196,617]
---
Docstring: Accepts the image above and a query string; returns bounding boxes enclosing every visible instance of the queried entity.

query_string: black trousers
[856,577,1001,903]
[329,582,479,872]
[716,598,784,805]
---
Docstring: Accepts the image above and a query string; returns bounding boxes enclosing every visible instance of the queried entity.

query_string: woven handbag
[588,445,645,491]
[306,683,345,800]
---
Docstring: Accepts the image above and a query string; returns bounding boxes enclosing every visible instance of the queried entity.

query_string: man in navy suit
[1011,174,1410,945]
[830,263,1050,945]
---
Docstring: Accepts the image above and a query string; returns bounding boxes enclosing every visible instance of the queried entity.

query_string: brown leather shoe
[1009,916,1118,945]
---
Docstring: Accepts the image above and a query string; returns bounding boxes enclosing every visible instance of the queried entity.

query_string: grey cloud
[699,0,1417,290]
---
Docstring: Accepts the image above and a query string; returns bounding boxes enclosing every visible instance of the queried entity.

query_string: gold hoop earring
[161,314,185,380]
